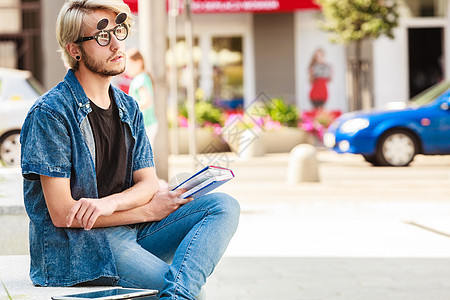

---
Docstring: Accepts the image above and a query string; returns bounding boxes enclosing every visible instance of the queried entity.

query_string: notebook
[51,288,158,300]
[172,165,234,199]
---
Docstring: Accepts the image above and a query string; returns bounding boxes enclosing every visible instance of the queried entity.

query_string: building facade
[2,0,449,114]
[373,0,449,107]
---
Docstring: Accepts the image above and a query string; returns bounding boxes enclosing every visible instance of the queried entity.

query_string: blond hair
[56,0,134,69]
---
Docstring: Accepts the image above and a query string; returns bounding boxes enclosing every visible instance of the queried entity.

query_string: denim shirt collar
[64,69,129,125]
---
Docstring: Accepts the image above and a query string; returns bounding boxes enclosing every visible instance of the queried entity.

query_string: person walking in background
[126,48,158,145]
[308,48,332,109]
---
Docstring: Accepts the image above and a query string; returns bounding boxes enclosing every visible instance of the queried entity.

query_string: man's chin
[113,64,126,76]
[98,66,126,78]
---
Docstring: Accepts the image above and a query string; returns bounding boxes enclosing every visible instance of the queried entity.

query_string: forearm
[66,188,191,229]
[103,178,159,212]
[62,204,149,229]
[42,168,160,230]
[93,188,192,228]
[90,205,151,228]
[65,179,158,229]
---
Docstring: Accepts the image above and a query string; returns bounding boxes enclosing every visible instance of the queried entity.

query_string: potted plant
[170,100,230,154]
[221,97,308,155]
[299,109,342,145]
[256,98,308,153]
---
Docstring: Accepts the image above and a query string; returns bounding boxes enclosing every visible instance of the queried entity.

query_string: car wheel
[362,154,381,166]
[0,130,21,167]
[375,129,418,167]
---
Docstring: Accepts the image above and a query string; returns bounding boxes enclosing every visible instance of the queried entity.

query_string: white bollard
[287,144,320,184]
[239,130,265,158]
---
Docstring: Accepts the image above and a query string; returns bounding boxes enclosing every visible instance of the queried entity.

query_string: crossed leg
[106,193,240,300]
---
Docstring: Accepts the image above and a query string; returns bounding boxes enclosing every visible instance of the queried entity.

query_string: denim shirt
[20,70,154,287]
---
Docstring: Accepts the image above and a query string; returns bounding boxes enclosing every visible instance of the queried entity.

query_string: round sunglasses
[75,12,128,47]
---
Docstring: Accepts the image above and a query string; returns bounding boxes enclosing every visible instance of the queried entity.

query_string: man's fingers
[169,190,182,198]
[176,196,193,205]
[75,200,90,227]
[85,210,100,231]
[66,201,81,227]
[81,205,96,229]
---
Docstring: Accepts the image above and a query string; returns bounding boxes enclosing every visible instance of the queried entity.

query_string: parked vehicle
[324,81,450,166]
[0,68,43,166]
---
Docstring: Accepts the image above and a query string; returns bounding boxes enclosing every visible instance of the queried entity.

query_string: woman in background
[308,48,332,109]
[126,48,158,144]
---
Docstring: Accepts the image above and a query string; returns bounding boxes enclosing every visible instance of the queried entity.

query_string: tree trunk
[352,40,362,111]
[348,40,372,111]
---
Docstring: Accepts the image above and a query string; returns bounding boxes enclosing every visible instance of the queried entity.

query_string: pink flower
[300,122,315,132]
[255,117,265,128]
[224,113,244,127]
[264,120,282,130]
[178,116,189,128]
[212,123,222,135]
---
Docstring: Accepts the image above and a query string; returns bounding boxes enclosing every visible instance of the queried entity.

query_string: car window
[1,76,42,101]
[409,81,450,107]
[26,76,45,96]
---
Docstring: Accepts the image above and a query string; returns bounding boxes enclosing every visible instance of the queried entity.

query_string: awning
[124,0,319,14]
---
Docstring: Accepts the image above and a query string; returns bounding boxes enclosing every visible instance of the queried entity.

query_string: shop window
[0,1,21,33]
[0,0,42,82]
[0,42,17,68]
[211,37,243,110]
[403,0,446,17]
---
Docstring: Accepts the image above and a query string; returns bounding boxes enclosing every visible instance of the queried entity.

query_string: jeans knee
[206,192,240,226]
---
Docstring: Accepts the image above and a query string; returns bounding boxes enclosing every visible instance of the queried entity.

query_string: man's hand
[66,198,117,230]
[142,188,193,222]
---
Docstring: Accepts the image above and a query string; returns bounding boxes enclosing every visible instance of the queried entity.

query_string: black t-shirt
[88,93,127,198]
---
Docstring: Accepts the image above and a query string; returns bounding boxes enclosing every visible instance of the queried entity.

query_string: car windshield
[26,76,45,96]
[0,73,43,101]
[408,81,450,107]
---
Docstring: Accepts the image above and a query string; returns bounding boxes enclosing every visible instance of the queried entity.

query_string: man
[20,1,240,299]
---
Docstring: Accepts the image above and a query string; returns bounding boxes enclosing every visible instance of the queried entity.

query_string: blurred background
[1,1,450,299]
[1,0,448,109]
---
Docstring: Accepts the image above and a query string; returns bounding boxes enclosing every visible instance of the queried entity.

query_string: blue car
[324,82,450,166]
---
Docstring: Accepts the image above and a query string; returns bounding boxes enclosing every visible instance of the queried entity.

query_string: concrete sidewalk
[2,255,450,300]
[1,151,450,299]
[186,151,450,299]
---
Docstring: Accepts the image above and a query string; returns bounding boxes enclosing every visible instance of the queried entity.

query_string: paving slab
[1,150,450,299]
[3,256,450,300]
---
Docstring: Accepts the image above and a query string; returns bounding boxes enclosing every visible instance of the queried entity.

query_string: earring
[76,55,81,61]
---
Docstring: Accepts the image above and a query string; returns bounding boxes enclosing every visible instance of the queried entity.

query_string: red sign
[124,0,319,14]
[190,0,319,13]
[124,0,138,13]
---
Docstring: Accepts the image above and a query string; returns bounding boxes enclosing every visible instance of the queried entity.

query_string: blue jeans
[105,193,240,300]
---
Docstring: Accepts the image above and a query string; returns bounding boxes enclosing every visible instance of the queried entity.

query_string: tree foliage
[316,0,400,44]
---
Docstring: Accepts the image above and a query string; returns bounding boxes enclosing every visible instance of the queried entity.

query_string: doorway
[408,27,443,98]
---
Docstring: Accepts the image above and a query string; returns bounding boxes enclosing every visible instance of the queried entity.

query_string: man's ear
[66,43,81,61]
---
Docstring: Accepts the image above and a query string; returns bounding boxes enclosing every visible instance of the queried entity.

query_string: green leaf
[316,0,399,44]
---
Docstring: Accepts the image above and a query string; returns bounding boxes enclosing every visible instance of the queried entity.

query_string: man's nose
[109,33,122,50]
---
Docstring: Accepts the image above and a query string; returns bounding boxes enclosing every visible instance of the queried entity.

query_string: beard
[80,46,126,77]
